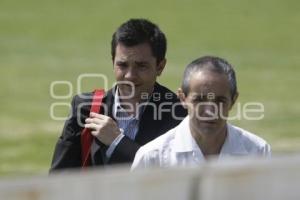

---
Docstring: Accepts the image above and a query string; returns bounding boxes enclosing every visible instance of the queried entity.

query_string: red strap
[81,89,105,168]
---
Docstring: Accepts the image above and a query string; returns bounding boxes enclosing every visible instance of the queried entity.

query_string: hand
[84,112,121,145]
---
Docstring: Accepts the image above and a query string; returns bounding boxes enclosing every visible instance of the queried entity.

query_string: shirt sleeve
[105,129,125,158]
[131,147,148,171]
[131,146,162,170]
[262,143,272,157]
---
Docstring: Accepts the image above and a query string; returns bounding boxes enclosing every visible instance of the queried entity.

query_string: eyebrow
[115,59,149,65]
[192,95,228,101]
[135,61,149,65]
[213,96,229,103]
[115,60,127,63]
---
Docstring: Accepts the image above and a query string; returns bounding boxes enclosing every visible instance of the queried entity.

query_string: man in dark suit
[50,18,187,171]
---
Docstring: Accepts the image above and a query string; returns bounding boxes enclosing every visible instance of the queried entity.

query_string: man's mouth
[200,120,217,124]
[119,83,140,88]
[131,83,142,89]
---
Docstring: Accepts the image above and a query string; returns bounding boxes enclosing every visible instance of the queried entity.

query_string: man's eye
[139,65,148,70]
[216,100,228,107]
[217,98,227,104]
[117,63,127,68]
[193,98,205,103]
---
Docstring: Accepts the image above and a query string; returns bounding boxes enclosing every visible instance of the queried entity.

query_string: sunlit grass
[0,133,57,177]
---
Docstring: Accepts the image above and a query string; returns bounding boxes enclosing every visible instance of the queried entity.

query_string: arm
[261,143,272,157]
[49,95,84,172]
[131,146,160,170]
[108,136,141,163]
[131,146,147,170]
[84,113,138,163]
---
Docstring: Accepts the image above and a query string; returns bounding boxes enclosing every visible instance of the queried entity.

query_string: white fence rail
[0,155,300,200]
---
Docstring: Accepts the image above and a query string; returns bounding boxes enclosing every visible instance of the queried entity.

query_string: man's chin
[118,86,135,96]
[118,91,145,101]
[199,120,218,125]
[197,121,219,132]
[119,86,154,101]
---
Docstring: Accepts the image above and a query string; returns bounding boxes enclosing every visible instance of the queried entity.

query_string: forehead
[114,43,155,62]
[188,70,231,97]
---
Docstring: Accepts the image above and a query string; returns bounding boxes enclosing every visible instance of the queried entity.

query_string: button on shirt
[105,89,146,158]
[131,116,271,169]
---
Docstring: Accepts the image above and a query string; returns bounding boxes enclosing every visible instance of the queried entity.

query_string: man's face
[113,42,165,100]
[183,70,236,136]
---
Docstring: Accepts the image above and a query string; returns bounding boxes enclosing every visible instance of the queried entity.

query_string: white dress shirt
[131,116,271,169]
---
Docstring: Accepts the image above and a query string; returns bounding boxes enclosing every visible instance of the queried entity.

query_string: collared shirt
[131,116,271,169]
[106,88,148,158]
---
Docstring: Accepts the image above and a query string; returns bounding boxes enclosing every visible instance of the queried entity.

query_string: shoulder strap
[81,89,105,168]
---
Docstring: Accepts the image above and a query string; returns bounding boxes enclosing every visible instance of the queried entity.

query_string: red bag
[81,89,105,168]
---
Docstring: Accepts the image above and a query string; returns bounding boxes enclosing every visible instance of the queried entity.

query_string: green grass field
[1,0,299,177]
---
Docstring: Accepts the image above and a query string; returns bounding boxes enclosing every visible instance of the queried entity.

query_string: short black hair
[111,18,167,63]
[182,56,238,101]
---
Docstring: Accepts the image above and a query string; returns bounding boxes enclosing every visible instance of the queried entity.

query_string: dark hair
[111,18,167,63]
[182,56,238,101]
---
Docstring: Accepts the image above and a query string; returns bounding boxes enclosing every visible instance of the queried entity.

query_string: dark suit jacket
[50,82,187,171]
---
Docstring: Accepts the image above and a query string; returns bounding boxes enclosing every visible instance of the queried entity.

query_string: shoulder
[132,127,177,169]
[72,88,114,110]
[72,92,93,105]
[152,82,187,118]
[153,82,178,101]
[69,88,114,122]
[139,127,177,154]
[228,124,271,154]
[72,88,114,104]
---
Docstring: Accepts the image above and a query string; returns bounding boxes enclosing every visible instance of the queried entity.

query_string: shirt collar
[113,87,121,117]
[173,116,202,153]
[219,124,248,157]
[113,87,152,120]
[173,117,248,157]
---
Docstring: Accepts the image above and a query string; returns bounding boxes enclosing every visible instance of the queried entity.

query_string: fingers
[86,112,107,124]
[84,123,106,136]
[85,118,98,124]
[84,123,99,130]
[88,126,101,137]
[89,112,108,119]
[84,113,114,128]
[83,113,119,145]
[91,130,99,136]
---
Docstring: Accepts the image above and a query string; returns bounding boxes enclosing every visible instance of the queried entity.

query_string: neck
[190,123,227,158]
[117,88,153,116]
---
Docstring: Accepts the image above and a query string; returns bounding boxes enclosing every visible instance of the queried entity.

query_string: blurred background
[0,0,299,177]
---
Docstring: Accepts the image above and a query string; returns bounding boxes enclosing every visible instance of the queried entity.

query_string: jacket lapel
[135,83,161,144]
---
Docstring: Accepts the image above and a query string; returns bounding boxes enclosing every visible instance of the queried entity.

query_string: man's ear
[156,59,166,76]
[177,88,188,109]
[230,92,239,110]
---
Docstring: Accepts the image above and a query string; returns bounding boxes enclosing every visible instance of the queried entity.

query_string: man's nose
[199,103,218,118]
[124,67,137,80]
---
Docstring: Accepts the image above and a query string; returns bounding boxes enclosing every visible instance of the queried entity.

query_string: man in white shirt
[131,56,271,169]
